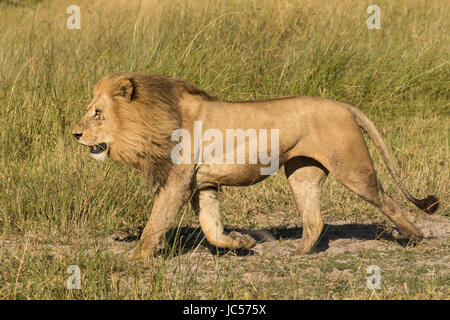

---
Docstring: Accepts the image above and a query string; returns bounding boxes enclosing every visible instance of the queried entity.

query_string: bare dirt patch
[1,215,448,299]
[103,215,450,259]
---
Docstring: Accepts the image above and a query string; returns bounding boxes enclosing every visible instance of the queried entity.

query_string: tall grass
[0,0,448,299]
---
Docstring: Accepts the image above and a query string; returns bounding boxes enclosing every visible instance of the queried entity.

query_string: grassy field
[0,0,448,299]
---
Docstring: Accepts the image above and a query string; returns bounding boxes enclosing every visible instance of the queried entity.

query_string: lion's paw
[229,231,257,249]
[128,248,154,262]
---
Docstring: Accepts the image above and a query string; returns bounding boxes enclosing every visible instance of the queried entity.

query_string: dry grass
[0,0,448,299]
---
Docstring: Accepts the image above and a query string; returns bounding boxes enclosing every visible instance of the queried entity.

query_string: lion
[72,72,439,261]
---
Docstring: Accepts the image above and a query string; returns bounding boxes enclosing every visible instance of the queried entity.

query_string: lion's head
[72,72,212,192]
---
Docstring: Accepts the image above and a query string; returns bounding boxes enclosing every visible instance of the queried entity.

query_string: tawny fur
[72,73,439,261]
[73,73,212,192]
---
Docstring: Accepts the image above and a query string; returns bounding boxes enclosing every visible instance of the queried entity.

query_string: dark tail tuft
[415,195,439,214]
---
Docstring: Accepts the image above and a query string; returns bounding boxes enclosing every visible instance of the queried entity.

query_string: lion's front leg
[129,167,193,261]
[197,187,256,250]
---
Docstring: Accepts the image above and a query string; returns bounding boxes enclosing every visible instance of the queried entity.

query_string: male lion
[72,73,439,261]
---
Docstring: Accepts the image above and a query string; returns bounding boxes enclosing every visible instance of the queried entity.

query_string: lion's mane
[103,73,213,192]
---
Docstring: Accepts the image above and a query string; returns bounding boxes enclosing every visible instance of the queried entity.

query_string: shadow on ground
[113,222,408,257]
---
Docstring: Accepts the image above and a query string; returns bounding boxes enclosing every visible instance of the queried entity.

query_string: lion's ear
[114,79,134,100]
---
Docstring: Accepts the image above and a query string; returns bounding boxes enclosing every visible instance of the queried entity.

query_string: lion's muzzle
[90,143,107,154]
[72,131,107,156]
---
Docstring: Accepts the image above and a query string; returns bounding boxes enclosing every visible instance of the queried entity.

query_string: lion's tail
[342,103,439,214]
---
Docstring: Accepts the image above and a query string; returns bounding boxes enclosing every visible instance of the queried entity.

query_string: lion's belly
[195,163,275,188]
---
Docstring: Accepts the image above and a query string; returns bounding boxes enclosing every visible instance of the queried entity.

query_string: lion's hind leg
[195,188,256,250]
[332,168,424,242]
[318,133,424,242]
[284,157,328,255]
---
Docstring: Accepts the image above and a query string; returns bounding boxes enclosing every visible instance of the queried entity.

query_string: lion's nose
[72,133,82,140]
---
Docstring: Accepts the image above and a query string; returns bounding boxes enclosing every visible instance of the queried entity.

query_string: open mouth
[89,143,107,154]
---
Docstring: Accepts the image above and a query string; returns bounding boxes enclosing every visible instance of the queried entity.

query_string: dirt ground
[1,212,448,299]
[107,214,450,259]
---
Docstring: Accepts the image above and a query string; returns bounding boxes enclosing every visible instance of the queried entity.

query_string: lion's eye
[94,110,101,119]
